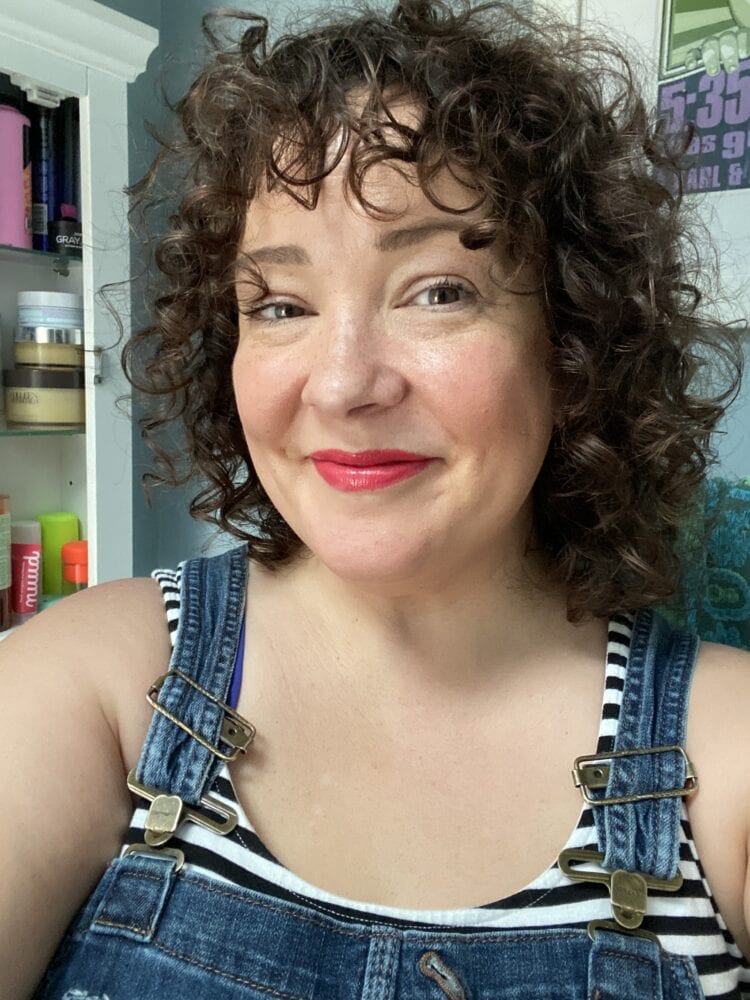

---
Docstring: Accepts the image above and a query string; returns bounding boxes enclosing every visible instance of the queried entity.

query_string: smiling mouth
[308,449,434,492]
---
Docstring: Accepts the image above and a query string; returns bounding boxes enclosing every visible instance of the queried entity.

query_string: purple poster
[658,60,750,193]
[658,0,750,194]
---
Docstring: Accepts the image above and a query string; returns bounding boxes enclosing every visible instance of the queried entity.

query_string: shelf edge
[2,0,159,85]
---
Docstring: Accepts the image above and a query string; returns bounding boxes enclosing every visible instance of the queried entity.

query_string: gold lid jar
[3,367,85,429]
[14,326,83,369]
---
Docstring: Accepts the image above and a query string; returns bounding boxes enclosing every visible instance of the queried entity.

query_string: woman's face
[233,153,554,591]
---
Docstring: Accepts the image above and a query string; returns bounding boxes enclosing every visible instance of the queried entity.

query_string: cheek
[232,347,301,445]
[418,339,553,447]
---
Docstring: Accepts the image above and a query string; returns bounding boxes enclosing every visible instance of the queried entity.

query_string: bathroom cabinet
[0,0,158,591]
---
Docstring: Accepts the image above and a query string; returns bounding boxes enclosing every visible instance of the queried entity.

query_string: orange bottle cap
[61,539,88,584]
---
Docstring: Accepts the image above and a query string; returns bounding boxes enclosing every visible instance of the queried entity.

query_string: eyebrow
[243,219,471,266]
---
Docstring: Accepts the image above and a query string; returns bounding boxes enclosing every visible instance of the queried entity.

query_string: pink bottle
[0,77,32,250]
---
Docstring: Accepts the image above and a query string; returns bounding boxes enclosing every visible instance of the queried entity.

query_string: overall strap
[565,609,702,996]
[91,546,252,944]
[134,544,250,807]
[591,607,700,880]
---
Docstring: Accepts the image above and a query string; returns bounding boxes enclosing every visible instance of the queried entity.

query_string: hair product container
[0,75,32,249]
[48,206,82,258]
[10,520,41,623]
[61,538,87,593]
[49,99,81,257]
[0,496,10,631]
[14,326,83,368]
[3,367,85,428]
[30,104,56,252]
[17,290,83,330]
[36,511,78,596]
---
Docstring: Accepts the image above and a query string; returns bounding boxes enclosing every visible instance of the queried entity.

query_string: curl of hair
[123,0,745,621]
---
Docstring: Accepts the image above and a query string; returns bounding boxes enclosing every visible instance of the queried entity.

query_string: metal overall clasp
[571,744,697,806]
[123,668,256,864]
[146,667,256,762]
[558,847,682,934]
[126,769,240,847]
[560,743,698,941]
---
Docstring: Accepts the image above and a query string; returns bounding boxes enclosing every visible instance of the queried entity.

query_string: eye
[413,278,477,308]
[240,300,307,323]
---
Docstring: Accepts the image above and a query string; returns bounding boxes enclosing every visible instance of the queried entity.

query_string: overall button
[418,950,469,1000]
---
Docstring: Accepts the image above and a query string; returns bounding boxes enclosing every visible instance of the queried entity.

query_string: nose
[300,310,408,416]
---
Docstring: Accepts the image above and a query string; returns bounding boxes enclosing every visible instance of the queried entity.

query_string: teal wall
[719,344,750,480]
[99,0,289,572]
[97,0,159,26]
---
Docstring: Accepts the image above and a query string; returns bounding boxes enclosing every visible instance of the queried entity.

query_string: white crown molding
[2,0,159,83]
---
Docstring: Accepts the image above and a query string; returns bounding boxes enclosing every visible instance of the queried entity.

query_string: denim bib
[37,546,705,1000]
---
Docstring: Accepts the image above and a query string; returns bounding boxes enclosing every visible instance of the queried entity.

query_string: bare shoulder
[0,577,172,996]
[685,639,750,958]
[1,575,172,767]
[1,572,168,655]
[688,639,750,767]
[688,639,750,815]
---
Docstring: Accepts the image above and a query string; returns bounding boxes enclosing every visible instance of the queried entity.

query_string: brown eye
[414,278,477,308]
[268,303,304,320]
[427,285,462,306]
[242,301,306,322]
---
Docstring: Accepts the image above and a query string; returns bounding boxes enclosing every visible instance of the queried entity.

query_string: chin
[301,525,436,589]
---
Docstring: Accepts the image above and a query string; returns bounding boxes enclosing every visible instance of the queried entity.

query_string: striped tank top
[126,565,750,1000]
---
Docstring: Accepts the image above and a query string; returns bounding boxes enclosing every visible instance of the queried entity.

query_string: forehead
[242,95,485,247]
[243,159,483,248]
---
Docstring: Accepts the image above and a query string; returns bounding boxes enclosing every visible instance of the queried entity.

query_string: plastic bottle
[30,105,56,252]
[36,511,78,595]
[10,520,42,624]
[61,539,87,592]
[0,74,32,249]
[44,98,81,257]
[0,496,11,631]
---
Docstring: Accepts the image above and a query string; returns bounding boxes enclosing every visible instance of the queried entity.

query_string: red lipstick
[309,449,434,492]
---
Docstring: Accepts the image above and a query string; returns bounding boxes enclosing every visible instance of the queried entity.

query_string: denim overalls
[37,546,706,999]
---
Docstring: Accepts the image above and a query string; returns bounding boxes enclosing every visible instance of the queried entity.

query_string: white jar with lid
[17,291,83,330]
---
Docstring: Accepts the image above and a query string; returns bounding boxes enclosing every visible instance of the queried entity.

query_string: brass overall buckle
[146,667,256,762]
[572,744,698,806]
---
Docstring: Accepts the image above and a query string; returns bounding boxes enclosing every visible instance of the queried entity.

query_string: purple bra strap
[227,618,245,710]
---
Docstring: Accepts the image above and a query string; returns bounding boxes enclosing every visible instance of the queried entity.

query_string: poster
[658,0,750,192]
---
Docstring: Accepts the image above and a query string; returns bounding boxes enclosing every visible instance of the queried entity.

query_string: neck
[254,548,599,706]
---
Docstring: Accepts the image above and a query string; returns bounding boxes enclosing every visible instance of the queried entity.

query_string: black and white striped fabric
[133,565,750,1000]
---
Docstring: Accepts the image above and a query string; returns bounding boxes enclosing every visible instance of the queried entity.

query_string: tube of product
[11,520,41,624]
[36,511,78,595]
[0,496,10,632]
[30,105,56,252]
[61,539,87,592]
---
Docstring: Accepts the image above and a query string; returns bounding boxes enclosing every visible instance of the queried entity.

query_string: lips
[308,449,434,492]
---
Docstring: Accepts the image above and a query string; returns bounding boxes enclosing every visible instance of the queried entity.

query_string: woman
[2,1,749,997]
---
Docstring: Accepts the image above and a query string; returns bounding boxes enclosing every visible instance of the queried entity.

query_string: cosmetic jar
[3,366,84,428]
[17,290,83,330]
[14,325,83,368]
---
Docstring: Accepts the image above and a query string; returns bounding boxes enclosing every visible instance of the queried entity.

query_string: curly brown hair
[123,0,744,621]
